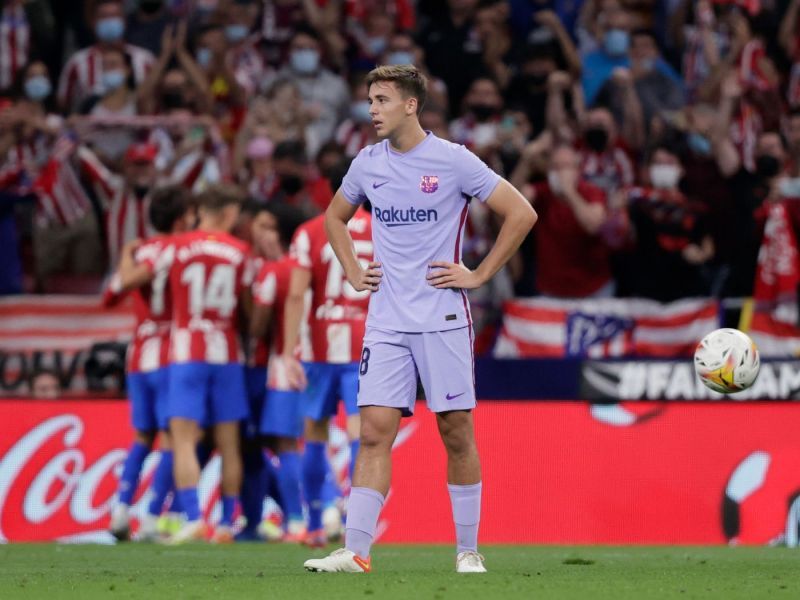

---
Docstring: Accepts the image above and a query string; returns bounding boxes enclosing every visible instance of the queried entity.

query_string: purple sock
[221,495,237,527]
[344,487,384,559]
[448,482,482,553]
[176,487,200,521]
[118,441,150,505]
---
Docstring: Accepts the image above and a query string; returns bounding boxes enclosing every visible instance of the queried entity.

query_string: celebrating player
[166,183,253,544]
[282,199,373,547]
[303,65,536,573]
[250,203,308,541]
[107,185,191,541]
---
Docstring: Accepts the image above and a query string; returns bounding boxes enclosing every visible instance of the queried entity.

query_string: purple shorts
[357,326,476,416]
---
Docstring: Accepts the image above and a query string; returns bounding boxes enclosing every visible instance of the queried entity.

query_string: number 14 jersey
[290,210,373,364]
[168,230,253,364]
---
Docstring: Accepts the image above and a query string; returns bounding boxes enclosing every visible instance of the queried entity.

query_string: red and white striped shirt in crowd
[335,119,373,158]
[578,144,635,194]
[168,230,253,365]
[57,43,155,111]
[76,146,154,268]
[0,4,29,90]
[126,236,175,373]
[730,101,762,173]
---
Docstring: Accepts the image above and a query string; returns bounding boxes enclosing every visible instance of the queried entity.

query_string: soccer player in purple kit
[303,65,536,574]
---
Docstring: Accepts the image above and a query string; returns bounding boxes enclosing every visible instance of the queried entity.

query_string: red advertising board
[0,400,798,544]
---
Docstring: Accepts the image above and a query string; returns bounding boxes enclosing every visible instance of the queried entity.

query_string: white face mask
[547,170,562,194]
[779,177,800,198]
[649,164,681,189]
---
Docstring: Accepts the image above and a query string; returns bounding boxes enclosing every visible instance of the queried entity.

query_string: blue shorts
[127,369,168,432]
[302,362,360,422]
[166,362,249,426]
[260,389,303,438]
[244,366,267,438]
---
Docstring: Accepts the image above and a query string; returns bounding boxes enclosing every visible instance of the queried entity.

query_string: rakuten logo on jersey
[373,206,438,227]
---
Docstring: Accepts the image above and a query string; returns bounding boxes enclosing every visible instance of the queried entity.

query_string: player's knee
[439,424,476,457]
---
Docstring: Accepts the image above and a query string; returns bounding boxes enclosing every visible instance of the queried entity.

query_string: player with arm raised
[303,65,536,574]
[166,184,253,544]
[107,185,191,542]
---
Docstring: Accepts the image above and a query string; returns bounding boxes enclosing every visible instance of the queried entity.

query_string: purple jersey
[341,132,501,332]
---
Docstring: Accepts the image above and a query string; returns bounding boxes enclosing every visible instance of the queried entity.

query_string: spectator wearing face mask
[10,60,62,171]
[269,139,324,217]
[138,21,212,116]
[715,88,793,296]
[614,145,715,301]
[72,141,160,272]
[575,107,636,195]
[0,0,56,93]
[380,31,448,111]
[125,0,174,56]
[223,0,269,96]
[347,10,394,72]
[78,46,140,166]
[57,0,155,113]
[595,29,684,136]
[241,135,276,203]
[265,27,350,155]
[336,75,378,158]
[522,143,614,298]
[581,6,633,106]
[449,77,504,157]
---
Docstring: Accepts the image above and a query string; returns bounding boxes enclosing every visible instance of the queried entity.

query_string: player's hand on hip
[347,261,382,292]
[427,261,484,290]
[283,356,308,391]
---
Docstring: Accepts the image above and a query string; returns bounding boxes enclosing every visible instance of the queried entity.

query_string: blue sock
[169,485,182,513]
[349,440,360,482]
[147,450,174,516]
[277,451,303,521]
[302,442,327,531]
[241,449,266,530]
[263,452,284,512]
[118,441,150,505]
[221,495,237,527]
[321,458,341,507]
[177,487,200,521]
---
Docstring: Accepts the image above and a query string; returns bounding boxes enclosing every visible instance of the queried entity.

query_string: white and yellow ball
[694,328,760,394]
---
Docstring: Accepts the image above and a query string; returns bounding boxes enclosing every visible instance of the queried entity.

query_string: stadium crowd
[1,0,800,325]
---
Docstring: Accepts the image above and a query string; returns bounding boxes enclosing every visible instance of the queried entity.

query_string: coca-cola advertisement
[3,400,800,544]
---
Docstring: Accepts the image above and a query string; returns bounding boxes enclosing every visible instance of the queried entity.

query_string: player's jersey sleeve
[134,240,162,273]
[253,265,277,307]
[340,148,368,205]
[452,144,502,203]
[289,225,313,269]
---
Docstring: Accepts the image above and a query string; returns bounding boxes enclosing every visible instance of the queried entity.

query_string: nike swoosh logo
[372,181,390,189]
[446,392,466,401]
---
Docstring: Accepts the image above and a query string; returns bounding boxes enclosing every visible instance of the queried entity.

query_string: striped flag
[493,297,720,359]
[0,295,135,394]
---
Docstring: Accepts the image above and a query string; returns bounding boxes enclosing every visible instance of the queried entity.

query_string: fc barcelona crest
[420,175,439,193]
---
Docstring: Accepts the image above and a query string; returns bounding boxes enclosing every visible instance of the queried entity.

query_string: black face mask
[755,154,782,179]
[584,127,609,152]
[279,175,303,195]
[139,0,163,14]
[132,184,150,198]
[162,91,184,110]
[469,103,497,122]
[525,73,548,89]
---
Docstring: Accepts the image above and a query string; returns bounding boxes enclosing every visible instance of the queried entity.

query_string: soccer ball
[694,328,760,394]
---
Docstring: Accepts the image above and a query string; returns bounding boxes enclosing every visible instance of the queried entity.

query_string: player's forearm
[474,203,537,285]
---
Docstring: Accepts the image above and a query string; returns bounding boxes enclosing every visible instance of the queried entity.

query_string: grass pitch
[1,543,799,599]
